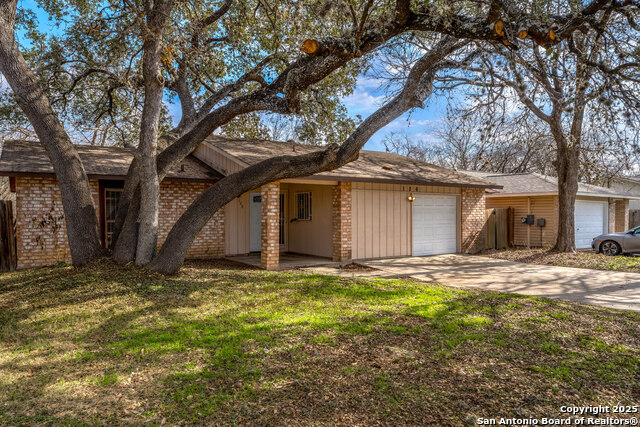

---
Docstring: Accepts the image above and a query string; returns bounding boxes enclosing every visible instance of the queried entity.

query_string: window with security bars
[279,193,285,245]
[104,188,123,246]
[295,192,312,221]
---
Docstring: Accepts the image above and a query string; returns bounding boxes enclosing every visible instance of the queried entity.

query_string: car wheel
[600,240,621,256]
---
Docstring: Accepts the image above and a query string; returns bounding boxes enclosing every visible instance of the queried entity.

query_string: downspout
[527,197,531,248]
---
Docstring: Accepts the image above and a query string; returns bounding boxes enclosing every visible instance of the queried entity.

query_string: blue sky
[342,75,449,151]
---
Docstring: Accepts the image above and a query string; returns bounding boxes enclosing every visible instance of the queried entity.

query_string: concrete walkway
[306,254,640,312]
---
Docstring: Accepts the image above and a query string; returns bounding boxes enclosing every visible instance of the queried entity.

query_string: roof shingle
[462,171,632,197]
[0,140,222,182]
[205,135,501,189]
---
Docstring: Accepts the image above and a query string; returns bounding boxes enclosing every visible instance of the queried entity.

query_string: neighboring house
[0,136,500,270]
[605,176,640,210]
[462,171,637,249]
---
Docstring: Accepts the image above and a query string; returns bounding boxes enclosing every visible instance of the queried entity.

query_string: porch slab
[228,253,339,270]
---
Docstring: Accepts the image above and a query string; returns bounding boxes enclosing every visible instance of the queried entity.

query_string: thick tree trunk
[0,0,103,265]
[149,38,463,274]
[133,0,173,265]
[553,147,580,252]
[553,54,587,252]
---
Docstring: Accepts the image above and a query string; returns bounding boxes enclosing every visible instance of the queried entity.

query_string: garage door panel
[575,200,607,249]
[413,195,457,256]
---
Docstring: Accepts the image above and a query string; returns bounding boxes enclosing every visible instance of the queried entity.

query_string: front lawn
[0,260,638,425]
[484,248,640,273]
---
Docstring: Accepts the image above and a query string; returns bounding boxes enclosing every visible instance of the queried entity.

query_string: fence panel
[495,208,508,249]
[485,208,496,249]
[0,200,17,272]
[485,207,509,250]
[630,210,640,229]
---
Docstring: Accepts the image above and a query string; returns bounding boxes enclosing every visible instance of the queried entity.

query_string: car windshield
[628,226,640,234]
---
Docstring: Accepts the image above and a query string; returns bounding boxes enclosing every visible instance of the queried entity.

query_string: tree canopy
[2,0,639,271]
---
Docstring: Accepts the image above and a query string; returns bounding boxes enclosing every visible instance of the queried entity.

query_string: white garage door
[575,200,607,249]
[412,195,458,256]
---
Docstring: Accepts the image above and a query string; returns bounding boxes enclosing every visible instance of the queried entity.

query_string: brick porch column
[332,182,352,262]
[608,200,616,233]
[261,182,280,270]
[461,188,486,253]
[615,199,629,232]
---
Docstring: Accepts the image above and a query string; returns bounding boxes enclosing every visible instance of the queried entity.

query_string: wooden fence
[631,210,640,229]
[0,200,17,272]
[485,207,513,250]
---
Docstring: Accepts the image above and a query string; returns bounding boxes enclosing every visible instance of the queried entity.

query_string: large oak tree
[0,0,631,272]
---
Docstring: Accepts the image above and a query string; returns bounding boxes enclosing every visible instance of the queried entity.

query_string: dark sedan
[592,226,640,255]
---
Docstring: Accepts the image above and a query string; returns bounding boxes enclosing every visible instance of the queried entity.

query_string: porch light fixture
[407,193,416,202]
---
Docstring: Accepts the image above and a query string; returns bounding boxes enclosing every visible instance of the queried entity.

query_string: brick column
[332,182,352,262]
[461,188,486,253]
[261,182,280,270]
[615,199,629,232]
[608,200,616,233]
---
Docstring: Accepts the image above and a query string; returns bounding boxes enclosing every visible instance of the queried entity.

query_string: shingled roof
[204,135,502,189]
[462,171,635,198]
[0,140,222,182]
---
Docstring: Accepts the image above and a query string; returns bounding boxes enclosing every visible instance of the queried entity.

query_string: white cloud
[343,88,385,115]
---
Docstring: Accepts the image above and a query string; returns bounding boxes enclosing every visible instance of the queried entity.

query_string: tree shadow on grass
[0,261,638,425]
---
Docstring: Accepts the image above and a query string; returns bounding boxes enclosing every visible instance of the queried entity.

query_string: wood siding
[193,143,244,175]
[225,192,251,255]
[486,195,558,247]
[351,183,461,260]
[286,184,333,257]
[224,183,333,257]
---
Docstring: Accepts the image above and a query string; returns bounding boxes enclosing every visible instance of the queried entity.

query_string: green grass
[0,259,638,426]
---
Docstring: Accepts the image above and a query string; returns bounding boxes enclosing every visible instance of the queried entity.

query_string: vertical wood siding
[224,192,251,255]
[225,184,333,257]
[286,184,333,257]
[351,183,461,260]
[193,143,244,175]
[486,195,558,247]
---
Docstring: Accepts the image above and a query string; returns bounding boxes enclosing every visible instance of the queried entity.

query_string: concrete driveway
[307,254,640,311]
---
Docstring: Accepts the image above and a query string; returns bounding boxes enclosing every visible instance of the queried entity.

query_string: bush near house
[0,260,638,425]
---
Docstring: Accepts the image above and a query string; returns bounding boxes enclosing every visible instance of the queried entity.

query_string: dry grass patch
[484,248,640,273]
[0,259,638,425]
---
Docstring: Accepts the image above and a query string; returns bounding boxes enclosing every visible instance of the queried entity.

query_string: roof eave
[0,171,220,183]
[312,174,502,189]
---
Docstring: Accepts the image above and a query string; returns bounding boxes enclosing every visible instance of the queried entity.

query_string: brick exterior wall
[15,177,100,268]
[461,188,486,253]
[608,201,616,233]
[615,199,629,232]
[261,182,280,270]
[15,177,224,269]
[332,182,352,262]
[158,181,225,259]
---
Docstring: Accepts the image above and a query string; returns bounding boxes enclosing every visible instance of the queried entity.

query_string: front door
[249,193,262,252]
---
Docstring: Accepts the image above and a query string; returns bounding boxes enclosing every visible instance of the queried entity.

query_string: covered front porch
[227,179,352,270]
[227,253,339,270]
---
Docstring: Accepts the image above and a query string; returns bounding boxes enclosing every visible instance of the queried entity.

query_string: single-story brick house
[0,137,500,270]
[0,140,225,269]
[462,171,638,249]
